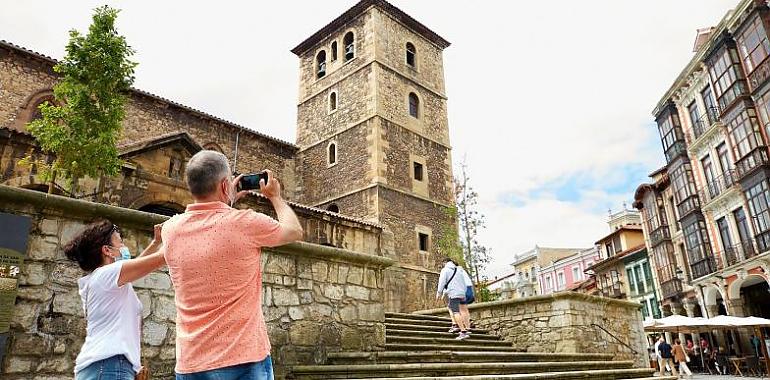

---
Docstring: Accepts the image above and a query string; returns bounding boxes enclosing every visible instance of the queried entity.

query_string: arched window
[327,204,340,213]
[331,41,338,61]
[344,32,355,61]
[316,50,327,78]
[406,42,416,67]
[408,92,419,118]
[329,91,337,112]
[328,142,337,165]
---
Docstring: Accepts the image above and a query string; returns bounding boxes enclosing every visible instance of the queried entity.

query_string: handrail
[590,323,639,355]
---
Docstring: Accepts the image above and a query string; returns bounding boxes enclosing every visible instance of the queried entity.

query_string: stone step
[385,312,454,322]
[386,318,458,328]
[314,368,659,380]
[291,360,636,379]
[386,335,512,347]
[384,343,522,352]
[325,351,615,365]
[385,323,490,335]
[386,329,501,341]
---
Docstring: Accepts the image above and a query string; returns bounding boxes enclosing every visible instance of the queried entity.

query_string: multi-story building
[509,246,583,298]
[637,0,770,343]
[622,246,662,320]
[586,209,646,299]
[537,247,599,295]
[0,0,455,312]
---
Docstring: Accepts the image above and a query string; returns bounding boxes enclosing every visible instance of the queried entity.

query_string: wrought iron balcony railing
[735,146,770,180]
[691,106,722,140]
[701,169,736,204]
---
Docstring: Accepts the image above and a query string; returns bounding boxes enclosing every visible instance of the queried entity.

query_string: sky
[0,0,738,280]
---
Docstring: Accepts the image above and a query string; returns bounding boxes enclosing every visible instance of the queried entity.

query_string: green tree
[455,160,490,285]
[22,6,136,193]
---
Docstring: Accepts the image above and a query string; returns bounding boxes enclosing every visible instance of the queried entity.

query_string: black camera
[238,171,269,191]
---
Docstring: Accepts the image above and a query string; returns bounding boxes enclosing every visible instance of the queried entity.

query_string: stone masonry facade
[0,185,391,379]
[1,0,456,312]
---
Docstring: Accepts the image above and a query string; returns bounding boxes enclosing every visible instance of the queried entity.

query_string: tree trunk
[47,171,57,194]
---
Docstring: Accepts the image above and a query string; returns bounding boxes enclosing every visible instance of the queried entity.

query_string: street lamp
[675,268,684,282]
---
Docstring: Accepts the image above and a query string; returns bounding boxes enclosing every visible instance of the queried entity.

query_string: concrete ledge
[268,241,394,267]
[413,292,643,315]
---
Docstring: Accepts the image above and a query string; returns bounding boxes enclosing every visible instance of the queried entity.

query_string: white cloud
[0,0,737,278]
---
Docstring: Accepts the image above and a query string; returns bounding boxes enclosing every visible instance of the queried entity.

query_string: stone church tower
[291,0,455,311]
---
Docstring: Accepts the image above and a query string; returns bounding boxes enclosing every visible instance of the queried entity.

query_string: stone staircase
[290,312,675,380]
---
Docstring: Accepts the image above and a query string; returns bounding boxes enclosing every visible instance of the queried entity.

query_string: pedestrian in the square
[658,337,677,377]
[163,150,303,380]
[750,334,762,357]
[64,220,166,380]
[672,338,692,378]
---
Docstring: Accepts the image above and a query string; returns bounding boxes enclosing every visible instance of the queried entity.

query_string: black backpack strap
[443,267,458,290]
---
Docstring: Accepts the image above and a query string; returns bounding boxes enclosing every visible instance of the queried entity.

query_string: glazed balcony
[735,146,770,181]
[691,106,722,141]
[649,224,671,247]
[665,140,688,163]
[700,169,736,204]
[689,252,717,280]
[754,229,770,255]
[676,194,701,219]
[659,278,683,300]
[748,57,770,93]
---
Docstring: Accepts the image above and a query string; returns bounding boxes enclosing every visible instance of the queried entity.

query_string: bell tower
[293,0,454,312]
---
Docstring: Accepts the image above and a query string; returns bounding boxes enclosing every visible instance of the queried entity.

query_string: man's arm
[268,195,303,244]
[234,170,303,245]
[436,269,447,299]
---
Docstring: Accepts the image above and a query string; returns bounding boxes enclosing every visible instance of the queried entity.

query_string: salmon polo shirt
[162,201,284,374]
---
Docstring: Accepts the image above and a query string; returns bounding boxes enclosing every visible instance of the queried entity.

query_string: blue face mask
[115,246,132,261]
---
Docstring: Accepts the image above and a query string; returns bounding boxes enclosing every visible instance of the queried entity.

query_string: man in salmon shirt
[162,150,303,379]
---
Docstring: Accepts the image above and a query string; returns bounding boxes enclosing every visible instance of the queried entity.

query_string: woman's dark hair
[63,219,115,272]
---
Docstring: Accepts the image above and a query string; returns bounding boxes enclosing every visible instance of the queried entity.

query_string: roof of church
[118,131,203,157]
[290,0,451,56]
[0,39,298,149]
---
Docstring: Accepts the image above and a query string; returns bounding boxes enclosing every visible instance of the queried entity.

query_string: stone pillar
[670,301,687,345]
[727,298,752,355]
[705,305,728,352]
[683,300,699,346]
[705,305,719,318]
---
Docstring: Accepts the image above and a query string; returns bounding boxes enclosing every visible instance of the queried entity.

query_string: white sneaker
[455,332,469,340]
[448,326,460,333]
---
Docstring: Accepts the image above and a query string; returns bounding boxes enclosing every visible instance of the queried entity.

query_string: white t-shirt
[75,261,143,374]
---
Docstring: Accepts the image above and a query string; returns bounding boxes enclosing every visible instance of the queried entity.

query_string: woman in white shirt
[63,220,166,380]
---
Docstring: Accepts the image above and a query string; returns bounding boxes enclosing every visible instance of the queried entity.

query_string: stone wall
[0,185,392,379]
[416,292,648,368]
[296,119,376,208]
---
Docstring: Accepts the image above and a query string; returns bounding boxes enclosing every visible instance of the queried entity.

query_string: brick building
[635,0,770,355]
[0,0,455,312]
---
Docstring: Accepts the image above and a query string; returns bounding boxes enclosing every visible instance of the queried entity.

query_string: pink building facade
[538,247,600,295]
